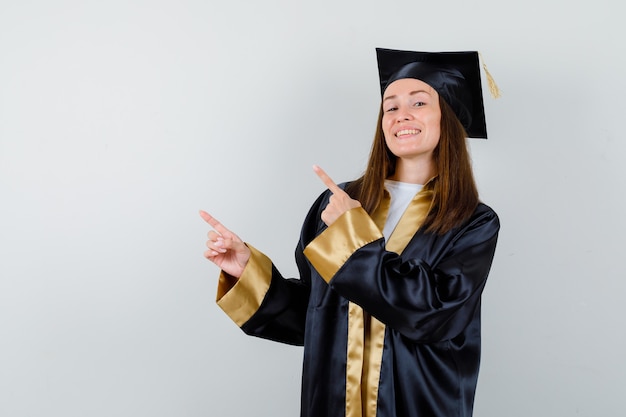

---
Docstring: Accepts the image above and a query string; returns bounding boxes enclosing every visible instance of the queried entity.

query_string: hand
[199,210,251,278]
[313,165,361,226]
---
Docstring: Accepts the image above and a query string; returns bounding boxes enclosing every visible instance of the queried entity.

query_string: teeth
[396,129,420,137]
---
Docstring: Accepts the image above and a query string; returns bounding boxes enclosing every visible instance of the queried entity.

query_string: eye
[413,101,426,107]
[384,106,397,113]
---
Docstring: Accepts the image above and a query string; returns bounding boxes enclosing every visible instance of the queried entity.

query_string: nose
[395,107,413,122]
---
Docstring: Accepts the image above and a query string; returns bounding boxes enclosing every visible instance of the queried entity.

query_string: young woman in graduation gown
[201,48,500,417]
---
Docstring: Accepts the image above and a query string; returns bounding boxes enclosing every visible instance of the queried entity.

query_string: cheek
[428,125,441,145]
[427,113,442,137]
[381,118,393,140]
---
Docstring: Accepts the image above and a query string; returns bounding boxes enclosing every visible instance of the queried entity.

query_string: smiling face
[381,78,442,166]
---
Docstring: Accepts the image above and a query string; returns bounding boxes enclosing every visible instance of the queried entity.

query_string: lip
[394,128,421,138]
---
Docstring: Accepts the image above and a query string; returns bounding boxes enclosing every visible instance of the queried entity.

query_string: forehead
[383,78,437,99]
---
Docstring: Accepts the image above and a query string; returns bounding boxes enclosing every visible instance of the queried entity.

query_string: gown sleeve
[303,202,500,343]
[214,192,330,346]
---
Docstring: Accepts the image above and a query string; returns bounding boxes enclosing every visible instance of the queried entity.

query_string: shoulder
[474,202,499,221]
[461,202,500,238]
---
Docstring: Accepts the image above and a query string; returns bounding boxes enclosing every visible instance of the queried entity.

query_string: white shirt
[382,180,423,241]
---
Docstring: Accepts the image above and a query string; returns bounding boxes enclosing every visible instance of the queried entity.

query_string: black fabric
[239,185,499,417]
[376,48,488,139]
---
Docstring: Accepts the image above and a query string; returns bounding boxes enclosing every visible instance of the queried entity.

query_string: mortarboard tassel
[479,52,501,99]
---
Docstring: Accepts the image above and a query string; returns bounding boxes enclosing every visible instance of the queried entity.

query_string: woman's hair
[345,97,479,235]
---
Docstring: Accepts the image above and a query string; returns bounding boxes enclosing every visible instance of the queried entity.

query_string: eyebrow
[383,89,431,102]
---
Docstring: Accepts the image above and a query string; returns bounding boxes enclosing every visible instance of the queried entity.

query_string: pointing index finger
[199,210,228,235]
[313,165,343,195]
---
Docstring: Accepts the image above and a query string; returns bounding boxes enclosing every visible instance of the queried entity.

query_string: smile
[395,129,421,137]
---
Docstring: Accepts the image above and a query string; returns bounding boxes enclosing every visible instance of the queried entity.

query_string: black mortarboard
[376,47,490,139]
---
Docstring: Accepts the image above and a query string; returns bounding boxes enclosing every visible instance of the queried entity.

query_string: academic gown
[215,182,500,417]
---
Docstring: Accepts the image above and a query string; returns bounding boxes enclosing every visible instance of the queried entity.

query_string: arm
[200,211,311,346]
[304,204,499,342]
[223,245,310,345]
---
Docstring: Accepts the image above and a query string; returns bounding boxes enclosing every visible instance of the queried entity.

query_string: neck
[389,158,435,184]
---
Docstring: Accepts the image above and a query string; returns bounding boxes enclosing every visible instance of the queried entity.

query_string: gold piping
[216,244,272,327]
[304,207,382,283]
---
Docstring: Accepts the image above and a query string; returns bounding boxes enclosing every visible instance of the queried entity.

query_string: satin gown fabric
[216,184,499,417]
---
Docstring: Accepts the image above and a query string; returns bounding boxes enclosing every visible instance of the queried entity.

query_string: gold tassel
[479,52,501,99]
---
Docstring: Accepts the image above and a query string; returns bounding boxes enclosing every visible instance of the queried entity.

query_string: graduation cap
[376,48,499,139]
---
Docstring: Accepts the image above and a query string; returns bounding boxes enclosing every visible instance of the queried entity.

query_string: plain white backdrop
[1,0,624,416]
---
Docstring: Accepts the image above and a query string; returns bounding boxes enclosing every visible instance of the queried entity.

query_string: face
[381,78,441,163]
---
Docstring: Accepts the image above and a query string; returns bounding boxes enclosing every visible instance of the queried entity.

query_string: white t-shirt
[382,180,424,241]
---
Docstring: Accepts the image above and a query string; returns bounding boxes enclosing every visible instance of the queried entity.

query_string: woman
[200,48,500,417]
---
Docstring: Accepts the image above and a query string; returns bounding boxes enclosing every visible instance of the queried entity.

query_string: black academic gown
[215,183,500,417]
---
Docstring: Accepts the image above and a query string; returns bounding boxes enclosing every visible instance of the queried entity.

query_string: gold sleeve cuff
[216,244,272,327]
[303,207,382,283]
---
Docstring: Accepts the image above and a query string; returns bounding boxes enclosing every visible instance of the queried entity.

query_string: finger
[312,165,343,195]
[199,210,230,235]
[206,237,227,253]
[204,248,221,259]
[207,230,221,241]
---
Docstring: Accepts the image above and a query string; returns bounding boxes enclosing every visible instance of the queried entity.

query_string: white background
[1,1,624,416]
